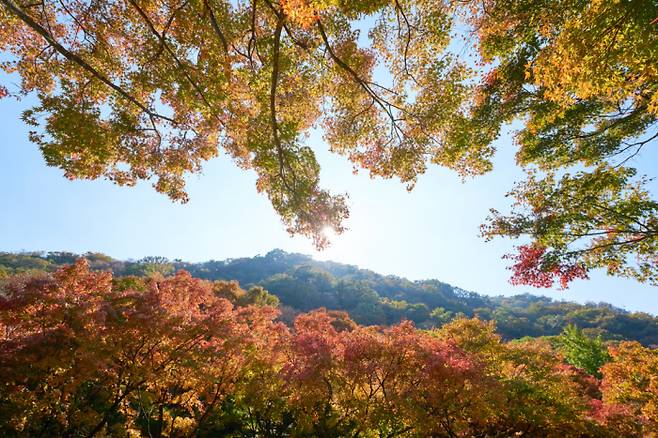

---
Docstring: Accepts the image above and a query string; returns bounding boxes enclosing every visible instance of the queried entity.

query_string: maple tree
[0,261,287,436]
[600,340,658,432]
[471,0,658,286]
[0,0,470,248]
[434,317,591,435]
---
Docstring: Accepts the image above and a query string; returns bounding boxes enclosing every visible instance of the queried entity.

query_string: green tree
[123,256,174,276]
[238,285,280,307]
[429,306,453,327]
[557,324,611,377]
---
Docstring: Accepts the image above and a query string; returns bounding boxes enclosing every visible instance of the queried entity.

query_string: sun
[321,225,337,241]
[315,224,357,263]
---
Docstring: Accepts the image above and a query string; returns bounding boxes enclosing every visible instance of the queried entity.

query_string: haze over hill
[2,249,657,346]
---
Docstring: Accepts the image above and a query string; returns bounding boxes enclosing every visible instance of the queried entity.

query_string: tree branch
[270,16,294,192]
[0,0,177,124]
[127,0,225,127]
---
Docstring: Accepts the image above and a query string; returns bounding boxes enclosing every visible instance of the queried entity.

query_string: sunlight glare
[321,225,337,242]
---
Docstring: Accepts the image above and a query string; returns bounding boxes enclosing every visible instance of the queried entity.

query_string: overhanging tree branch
[0,0,177,124]
[270,15,295,192]
[127,0,226,127]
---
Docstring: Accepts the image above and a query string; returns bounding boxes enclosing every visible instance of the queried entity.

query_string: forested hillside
[2,250,657,345]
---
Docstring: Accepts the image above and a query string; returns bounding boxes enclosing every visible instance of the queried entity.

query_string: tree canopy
[1,0,656,284]
[1,261,656,436]
[3,249,658,345]
[472,0,658,287]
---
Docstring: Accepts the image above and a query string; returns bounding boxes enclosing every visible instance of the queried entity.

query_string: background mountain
[1,249,657,345]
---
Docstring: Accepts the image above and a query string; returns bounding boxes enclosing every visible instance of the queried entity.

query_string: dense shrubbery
[2,250,657,345]
[1,261,656,437]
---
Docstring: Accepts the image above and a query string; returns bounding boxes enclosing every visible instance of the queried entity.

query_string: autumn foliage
[1,261,655,437]
[504,243,588,289]
[1,0,656,283]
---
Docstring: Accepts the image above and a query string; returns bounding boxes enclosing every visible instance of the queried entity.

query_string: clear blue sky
[2,88,657,314]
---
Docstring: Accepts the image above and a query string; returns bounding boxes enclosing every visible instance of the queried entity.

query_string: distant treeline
[1,250,657,345]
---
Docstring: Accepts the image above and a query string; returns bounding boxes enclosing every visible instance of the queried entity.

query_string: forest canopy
[2,249,657,345]
[1,260,657,436]
[1,0,657,287]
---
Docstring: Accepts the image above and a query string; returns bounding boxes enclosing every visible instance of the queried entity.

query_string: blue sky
[2,91,657,315]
